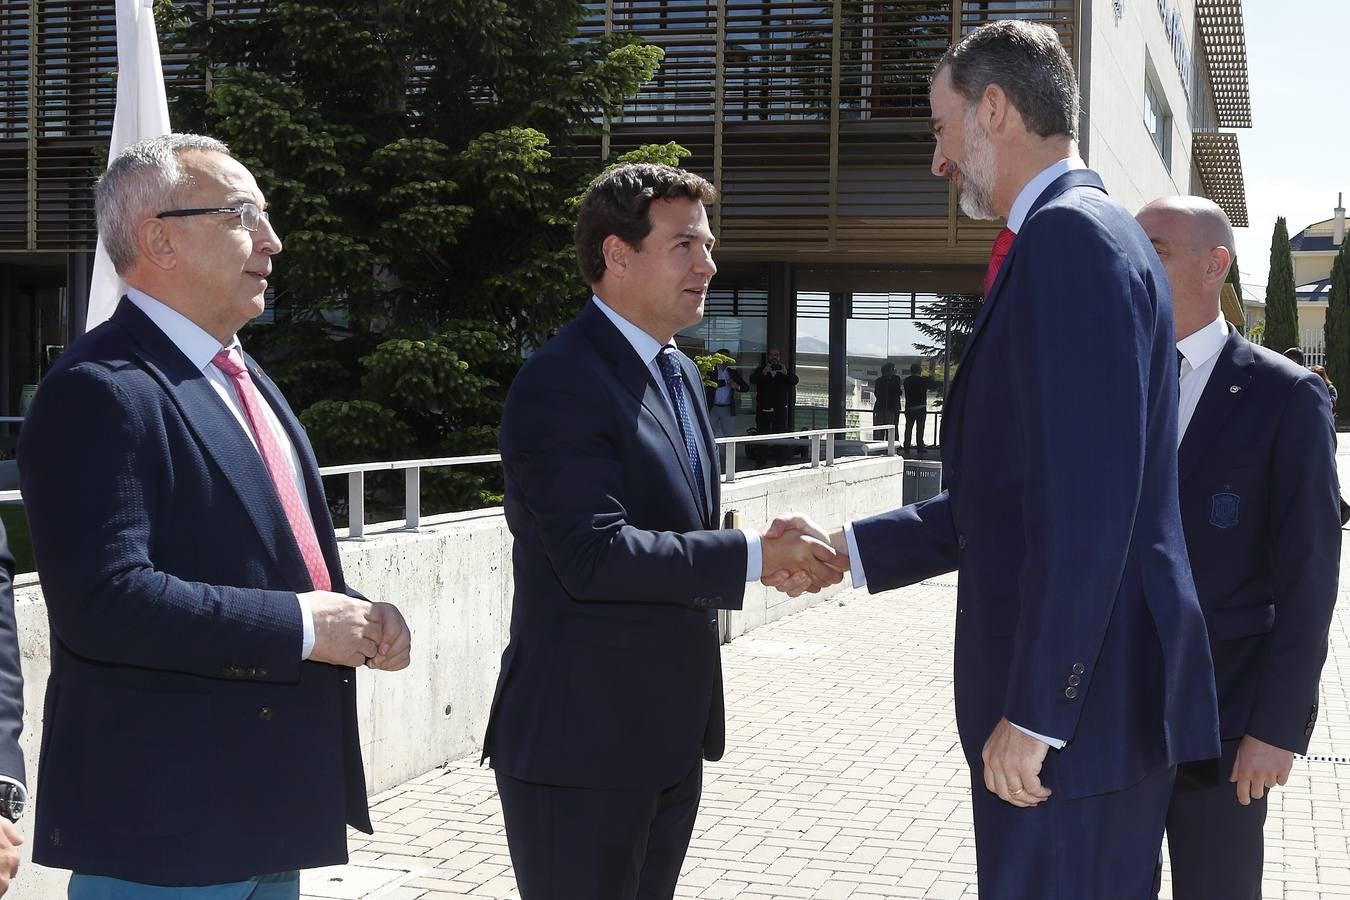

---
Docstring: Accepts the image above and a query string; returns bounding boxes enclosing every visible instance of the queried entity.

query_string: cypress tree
[1327,242,1350,415]
[1263,217,1299,352]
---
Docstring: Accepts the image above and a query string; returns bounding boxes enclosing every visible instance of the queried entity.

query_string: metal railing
[0,426,918,539]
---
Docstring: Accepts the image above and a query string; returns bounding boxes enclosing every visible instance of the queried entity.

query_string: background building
[1,0,1252,448]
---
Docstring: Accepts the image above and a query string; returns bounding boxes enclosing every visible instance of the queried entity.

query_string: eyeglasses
[155,200,270,232]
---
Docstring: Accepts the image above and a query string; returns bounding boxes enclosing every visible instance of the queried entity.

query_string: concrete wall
[8,454,910,897]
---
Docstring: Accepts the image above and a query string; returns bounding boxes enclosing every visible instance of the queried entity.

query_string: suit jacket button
[708,619,718,632]
[958,534,967,549]
[257,667,267,678]
[1064,686,1078,699]
[259,707,273,721]
[1067,674,1081,686]
[1071,663,1085,675]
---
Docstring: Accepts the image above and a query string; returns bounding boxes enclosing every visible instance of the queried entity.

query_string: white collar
[1007,157,1086,234]
[125,287,240,371]
[590,294,675,367]
[1176,314,1228,369]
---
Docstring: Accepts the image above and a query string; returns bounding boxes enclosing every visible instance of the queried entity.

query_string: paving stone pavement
[302,448,1350,900]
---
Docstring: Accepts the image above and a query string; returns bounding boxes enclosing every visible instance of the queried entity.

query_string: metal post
[348,471,365,539]
[810,435,820,468]
[724,441,737,483]
[405,466,421,529]
[887,426,896,456]
[826,432,836,466]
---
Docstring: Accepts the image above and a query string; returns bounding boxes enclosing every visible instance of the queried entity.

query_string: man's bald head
[1136,195,1235,341]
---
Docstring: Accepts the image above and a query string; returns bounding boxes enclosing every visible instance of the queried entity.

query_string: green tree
[1263,217,1299,353]
[1326,241,1350,416]
[159,0,669,512]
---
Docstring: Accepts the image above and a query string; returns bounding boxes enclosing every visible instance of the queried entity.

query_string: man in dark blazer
[1138,196,1341,900]
[484,163,842,900]
[17,134,410,896]
[767,22,1219,899]
[749,347,798,436]
[871,362,903,440]
[0,520,26,896]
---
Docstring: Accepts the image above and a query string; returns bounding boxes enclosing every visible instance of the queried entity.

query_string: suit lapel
[946,170,1110,414]
[111,300,309,584]
[579,303,708,522]
[1179,329,1253,480]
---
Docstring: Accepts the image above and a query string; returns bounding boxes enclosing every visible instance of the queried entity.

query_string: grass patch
[0,506,33,575]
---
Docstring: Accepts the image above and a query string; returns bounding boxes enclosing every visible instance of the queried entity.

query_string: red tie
[984,227,1016,297]
[212,348,333,591]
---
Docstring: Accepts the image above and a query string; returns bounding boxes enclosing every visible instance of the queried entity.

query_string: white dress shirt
[1177,315,1229,443]
[842,158,1089,750]
[127,288,318,659]
[591,296,763,581]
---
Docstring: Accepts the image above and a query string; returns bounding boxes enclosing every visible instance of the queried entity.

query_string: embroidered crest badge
[1209,490,1240,528]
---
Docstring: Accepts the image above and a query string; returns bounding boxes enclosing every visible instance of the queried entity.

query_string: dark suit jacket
[483,299,748,791]
[872,373,903,414]
[17,299,370,885]
[749,365,798,412]
[704,365,748,408]
[0,521,24,791]
[1179,329,1340,752]
[851,170,1220,799]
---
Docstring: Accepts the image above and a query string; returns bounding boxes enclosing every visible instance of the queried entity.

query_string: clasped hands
[305,592,412,671]
[758,513,850,597]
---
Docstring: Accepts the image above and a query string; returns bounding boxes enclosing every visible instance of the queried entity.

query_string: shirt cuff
[298,593,316,660]
[843,523,868,588]
[1010,721,1066,750]
[0,775,27,806]
[740,527,763,582]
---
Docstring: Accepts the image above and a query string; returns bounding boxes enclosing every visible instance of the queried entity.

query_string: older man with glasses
[17,133,413,899]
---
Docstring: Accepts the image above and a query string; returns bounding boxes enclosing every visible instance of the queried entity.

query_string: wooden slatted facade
[578,0,1079,269]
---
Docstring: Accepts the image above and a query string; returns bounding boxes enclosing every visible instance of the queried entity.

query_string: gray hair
[95,133,231,274]
[936,20,1079,140]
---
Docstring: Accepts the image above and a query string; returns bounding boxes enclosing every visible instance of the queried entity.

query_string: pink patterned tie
[212,348,332,591]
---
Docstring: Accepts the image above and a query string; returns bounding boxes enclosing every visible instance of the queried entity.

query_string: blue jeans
[69,871,299,900]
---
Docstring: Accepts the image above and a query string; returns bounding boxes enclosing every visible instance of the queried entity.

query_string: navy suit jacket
[1179,329,1340,752]
[852,170,1220,799]
[17,299,370,885]
[483,299,747,791]
[0,521,24,791]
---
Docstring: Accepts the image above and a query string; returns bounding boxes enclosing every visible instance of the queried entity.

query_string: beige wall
[1085,0,1198,212]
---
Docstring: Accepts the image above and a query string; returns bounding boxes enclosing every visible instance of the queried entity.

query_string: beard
[954,107,999,220]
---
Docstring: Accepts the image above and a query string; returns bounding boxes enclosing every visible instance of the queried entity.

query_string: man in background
[706,348,748,438]
[871,362,902,441]
[1138,195,1340,900]
[901,362,934,451]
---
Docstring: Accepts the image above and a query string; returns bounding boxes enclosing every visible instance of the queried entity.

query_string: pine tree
[1326,241,1350,415]
[1263,217,1299,352]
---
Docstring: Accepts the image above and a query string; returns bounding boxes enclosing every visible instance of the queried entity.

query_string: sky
[1231,0,1348,300]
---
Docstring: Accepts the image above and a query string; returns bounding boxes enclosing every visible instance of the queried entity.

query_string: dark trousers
[756,408,791,464]
[872,408,899,441]
[904,407,927,448]
[1163,740,1266,900]
[495,761,702,900]
[969,761,1174,900]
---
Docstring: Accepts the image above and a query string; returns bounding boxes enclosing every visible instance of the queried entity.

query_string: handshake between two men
[757,513,851,597]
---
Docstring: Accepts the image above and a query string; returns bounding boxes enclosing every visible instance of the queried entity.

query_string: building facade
[1,0,1252,445]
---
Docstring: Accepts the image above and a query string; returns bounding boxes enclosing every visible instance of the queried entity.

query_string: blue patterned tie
[656,347,708,519]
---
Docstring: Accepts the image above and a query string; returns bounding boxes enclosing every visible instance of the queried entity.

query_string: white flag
[86,0,172,331]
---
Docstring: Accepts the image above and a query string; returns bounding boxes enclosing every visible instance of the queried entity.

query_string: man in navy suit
[1138,196,1341,900]
[767,21,1220,898]
[18,134,411,897]
[484,163,843,900]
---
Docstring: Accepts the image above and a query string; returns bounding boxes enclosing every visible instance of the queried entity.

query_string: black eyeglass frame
[154,201,269,231]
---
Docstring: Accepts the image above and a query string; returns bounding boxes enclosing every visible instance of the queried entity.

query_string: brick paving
[302,449,1350,900]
